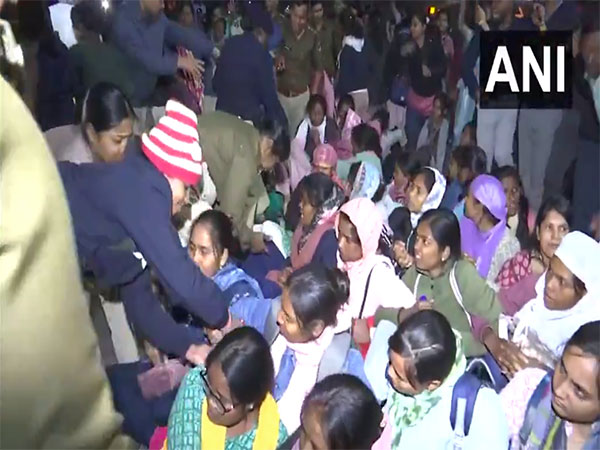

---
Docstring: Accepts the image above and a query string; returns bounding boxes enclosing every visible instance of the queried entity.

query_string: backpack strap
[412,273,422,300]
[316,331,352,382]
[450,372,483,449]
[449,263,472,328]
[358,266,377,319]
[264,297,282,346]
[519,371,553,447]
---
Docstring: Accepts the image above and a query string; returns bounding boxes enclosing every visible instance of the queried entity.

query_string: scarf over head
[410,166,447,228]
[336,108,362,160]
[387,332,466,449]
[350,161,382,201]
[313,143,345,191]
[292,183,345,267]
[513,231,600,357]
[460,174,507,278]
[335,198,391,330]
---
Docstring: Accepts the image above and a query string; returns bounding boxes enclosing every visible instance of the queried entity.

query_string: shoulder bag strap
[449,263,472,328]
[358,266,377,319]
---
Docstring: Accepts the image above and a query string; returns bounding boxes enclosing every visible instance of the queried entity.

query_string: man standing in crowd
[111,0,211,117]
[214,2,287,127]
[275,0,323,135]
[0,77,132,448]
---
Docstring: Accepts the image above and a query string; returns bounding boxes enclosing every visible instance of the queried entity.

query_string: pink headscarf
[313,143,346,192]
[335,198,389,330]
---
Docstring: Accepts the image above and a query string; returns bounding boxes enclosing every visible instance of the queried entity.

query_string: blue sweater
[214,32,287,126]
[336,44,372,98]
[59,143,228,357]
[111,1,214,105]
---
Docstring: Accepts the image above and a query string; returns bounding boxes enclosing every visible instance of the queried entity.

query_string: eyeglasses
[199,369,238,414]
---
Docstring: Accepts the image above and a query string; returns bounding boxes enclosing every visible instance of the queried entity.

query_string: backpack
[449,371,484,450]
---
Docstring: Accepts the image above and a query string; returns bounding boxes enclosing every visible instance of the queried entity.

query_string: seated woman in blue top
[372,310,509,450]
[183,209,272,336]
[244,173,344,298]
[268,264,369,434]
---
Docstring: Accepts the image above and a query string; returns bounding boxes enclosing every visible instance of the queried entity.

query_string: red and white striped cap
[141,100,203,185]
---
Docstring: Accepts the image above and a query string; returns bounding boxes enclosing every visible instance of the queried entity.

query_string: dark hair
[418,208,462,262]
[284,265,349,330]
[371,108,389,132]
[451,145,486,199]
[340,9,364,39]
[351,123,382,157]
[530,194,572,253]
[411,9,441,41]
[460,123,478,145]
[190,209,240,259]
[291,0,309,11]
[71,0,107,35]
[301,173,335,209]
[80,83,134,138]
[306,94,327,115]
[337,94,355,113]
[492,165,530,248]
[434,91,450,113]
[301,374,383,449]
[388,310,456,386]
[205,326,274,405]
[414,167,436,194]
[256,119,290,161]
[394,151,422,178]
[389,206,412,243]
[566,321,600,360]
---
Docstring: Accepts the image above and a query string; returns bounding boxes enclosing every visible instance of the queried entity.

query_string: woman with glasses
[372,310,508,450]
[164,327,288,450]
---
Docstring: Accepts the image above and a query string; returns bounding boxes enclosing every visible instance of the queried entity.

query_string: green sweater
[376,259,501,357]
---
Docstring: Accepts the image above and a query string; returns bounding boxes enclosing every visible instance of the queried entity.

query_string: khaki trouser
[278,89,310,136]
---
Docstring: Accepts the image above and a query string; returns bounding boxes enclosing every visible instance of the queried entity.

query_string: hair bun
[327,268,350,307]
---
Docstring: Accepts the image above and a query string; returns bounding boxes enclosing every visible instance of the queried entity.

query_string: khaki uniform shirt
[314,20,340,77]
[277,21,322,94]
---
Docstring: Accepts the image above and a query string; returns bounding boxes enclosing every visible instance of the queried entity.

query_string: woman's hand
[352,318,370,344]
[278,267,293,287]
[484,332,532,377]
[393,241,413,269]
[185,344,211,366]
[397,299,434,323]
[274,55,286,72]
[475,4,489,29]
[206,318,244,345]
[250,232,267,253]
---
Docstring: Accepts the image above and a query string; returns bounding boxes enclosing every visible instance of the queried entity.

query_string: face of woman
[437,13,449,34]
[464,188,482,223]
[299,406,328,450]
[204,362,247,427]
[410,16,425,41]
[537,209,569,262]
[179,5,195,27]
[407,173,430,214]
[337,103,350,126]
[387,350,423,396]
[393,165,408,189]
[277,287,310,344]
[188,223,225,278]
[414,221,447,274]
[432,98,444,122]
[259,136,279,170]
[552,345,600,424]
[337,213,363,263]
[87,117,133,163]
[501,175,521,218]
[544,256,585,311]
[309,103,325,128]
[300,192,318,227]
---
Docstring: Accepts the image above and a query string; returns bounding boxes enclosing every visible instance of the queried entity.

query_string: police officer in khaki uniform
[275,0,323,135]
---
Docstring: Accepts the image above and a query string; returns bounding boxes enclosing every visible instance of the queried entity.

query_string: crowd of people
[1,0,599,449]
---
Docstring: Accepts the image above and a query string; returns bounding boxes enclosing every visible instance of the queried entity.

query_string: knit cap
[141,100,203,185]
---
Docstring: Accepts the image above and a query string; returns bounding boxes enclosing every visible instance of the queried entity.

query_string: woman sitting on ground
[386,151,422,208]
[336,198,415,354]
[372,310,509,450]
[481,231,600,379]
[337,123,383,180]
[184,210,272,336]
[269,265,369,433]
[45,82,134,164]
[460,174,521,286]
[493,165,536,250]
[406,166,447,229]
[440,144,487,214]
[501,321,600,449]
[375,208,502,358]
[164,327,288,450]
[295,94,340,160]
[283,374,382,449]
[496,195,571,314]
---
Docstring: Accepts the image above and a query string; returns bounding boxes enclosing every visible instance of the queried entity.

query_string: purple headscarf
[460,175,507,278]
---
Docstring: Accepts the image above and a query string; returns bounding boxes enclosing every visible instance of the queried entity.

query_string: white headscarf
[410,167,447,228]
[513,231,600,357]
